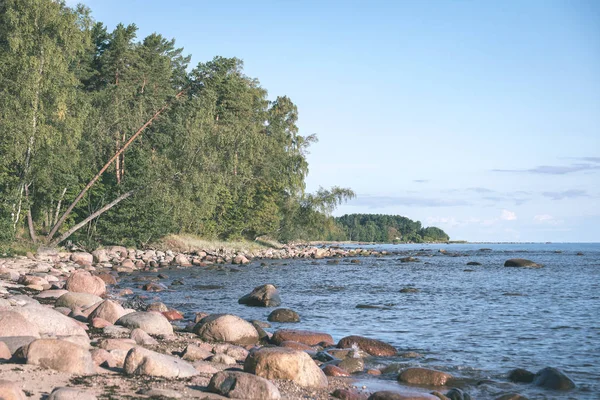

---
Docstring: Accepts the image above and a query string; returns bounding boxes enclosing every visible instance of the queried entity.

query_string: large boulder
[244,347,328,388]
[123,347,198,378]
[208,371,281,399]
[13,305,88,338]
[238,284,281,307]
[25,339,95,374]
[398,367,453,386]
[91,249,110,263]
[0,311,41,338]
[0,380,26,400]
[268,308,300,323]
[532,367,575,390]
[55,292,103,311]
[271,329,334,347]
[504,259,542,268]
[193,314,259,345]
[338,335,397,356]
[65,271,106,296]
[116,311,173,336]
[48,387,98,400]
[88,300,127,324]
[70,252,94,266]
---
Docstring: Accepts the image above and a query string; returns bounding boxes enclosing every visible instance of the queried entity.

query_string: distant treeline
[0,0,354,248]
[325,214,450,243]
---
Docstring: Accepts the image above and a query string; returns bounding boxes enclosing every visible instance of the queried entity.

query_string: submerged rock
[238,284,281,307]
[398,367,453,386]
[508,368,535,383]
[268,308,300,323]
[338,335,397,356]
[504,259,542,268]
[532,367,575,390]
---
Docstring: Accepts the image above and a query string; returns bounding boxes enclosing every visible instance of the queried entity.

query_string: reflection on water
[119,243,600,399]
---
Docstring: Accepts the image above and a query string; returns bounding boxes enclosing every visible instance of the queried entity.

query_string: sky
[70,0,599,242]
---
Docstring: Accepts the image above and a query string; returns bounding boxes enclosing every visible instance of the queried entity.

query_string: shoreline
[0,246,577,399]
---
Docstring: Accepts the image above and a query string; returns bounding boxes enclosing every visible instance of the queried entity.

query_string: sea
[119,242,600,399]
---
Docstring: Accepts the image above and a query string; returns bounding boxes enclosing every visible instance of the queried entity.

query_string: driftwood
[46,90,185,242]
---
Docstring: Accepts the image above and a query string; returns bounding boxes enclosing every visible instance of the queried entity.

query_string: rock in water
[65,271,106,296]
[533,367,575,390]
[244,347,328,388]
[238,284,281,307]
[25,339,95,374]
[116,311,173,336]
[208,371,281,399]
[368,391,439,399]
[124,347,198,378]
[271,329,334,346]
[268,308,300,322]
[398,367,453,386]
[508,368,535,383]
[338,335,398,356]
[504,259,542,268]
[193,314,259,345]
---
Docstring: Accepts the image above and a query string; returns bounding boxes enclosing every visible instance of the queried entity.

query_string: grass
[153,234,284,253]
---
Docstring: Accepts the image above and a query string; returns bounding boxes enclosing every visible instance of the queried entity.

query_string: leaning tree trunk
[50,190,135,246]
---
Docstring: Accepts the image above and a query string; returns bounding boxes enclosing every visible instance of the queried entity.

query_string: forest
[0,0,446,250]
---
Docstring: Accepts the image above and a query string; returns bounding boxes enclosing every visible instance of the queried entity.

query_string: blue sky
[72,0,599,242]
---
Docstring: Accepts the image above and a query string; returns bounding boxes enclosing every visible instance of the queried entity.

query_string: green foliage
[0,0,356,247]
[330,214,449,243]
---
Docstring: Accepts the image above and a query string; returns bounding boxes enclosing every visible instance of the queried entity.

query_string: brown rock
[91,317,112,328]
[279,340,313,351]
[130,328,158,345]
[271,329,334,347]
[71,252,94,266]
[65,271,106,296]
[398,368,453,386]
[212,343,249,362]
[162,309,184,321]
[193,314,259,345]
[96,273,117,285]
[90,348,115,367]
[208,371,281,399]
[88,300,127,324]
[332,388,368,400]
[268,308,300,323]
[244,347,328,388]
[98,338,137,352]
[338,335,397,356]
[0,380,26,400]
[182,344,212,361]
[323,365,350,377]
[25,339,95,374]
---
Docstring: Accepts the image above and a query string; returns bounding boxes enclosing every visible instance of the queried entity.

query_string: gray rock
[208,371,281,399]
[238,284,281,307]
[533,367,575,390]
[267,308,300,323]
[504,259,542,268]
[193,314,259,345]
[123,347,198,378]
[55,292,102,311]
[116,311,173,336]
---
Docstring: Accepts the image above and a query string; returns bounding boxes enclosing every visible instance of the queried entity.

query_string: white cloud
[534,214,562,226]
[500,209,517,221]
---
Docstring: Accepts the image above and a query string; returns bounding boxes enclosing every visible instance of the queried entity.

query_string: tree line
[326,214,450,243]
[0,0,355,248]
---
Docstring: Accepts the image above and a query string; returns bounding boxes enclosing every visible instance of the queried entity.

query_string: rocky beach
[0,243,589,400]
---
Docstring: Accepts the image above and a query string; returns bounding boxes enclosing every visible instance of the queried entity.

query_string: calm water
[119,243,600,399]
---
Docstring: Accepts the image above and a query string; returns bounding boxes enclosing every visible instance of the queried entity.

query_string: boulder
[116,311,173,336]
[238,284,281,307]
[504,259,542,268]
[333,388,369,400]
[0,336,38,354]
[532,367,575,390]
[338,335,397,356]
[0,341,11,361]
[323,365,351,377]
[232,254,250,265]
[13,305,88,338]
[174,254,191,267]
[0,380,26,400]
[88,300,127,324]
[96,273,117,285]
[55,292,103,311]
[181,344,212,361]
[92,249,110,263]
[0,311,41,338]
[280,340,313,351]
[130,328,158,345]
[271,329,334,347]
[25,339,95,374]
[123,346,198,378]
[268,308,300,323]
[398,368,453,386]
[208,371,281,399]
[70,252,94,266]
[368,391,439,400]
[48,387,98,400]
[65,271,106,296]
[244,347,328,388]
[508,368,535,383]
[212,343,249,362]
[338,357,365,373]
[193,314,259,345]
